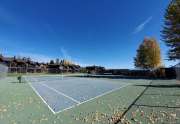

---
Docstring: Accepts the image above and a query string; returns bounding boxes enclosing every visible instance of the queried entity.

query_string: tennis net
[22,75,74,83]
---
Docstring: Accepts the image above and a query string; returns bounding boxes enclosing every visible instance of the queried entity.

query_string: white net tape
[0,64,8,79]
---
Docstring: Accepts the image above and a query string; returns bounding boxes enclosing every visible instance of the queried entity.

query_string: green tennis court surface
[24,76,130,113]
[118,80,180,124]
[0,76,179,124]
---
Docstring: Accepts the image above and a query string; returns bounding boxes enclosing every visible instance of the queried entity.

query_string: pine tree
[134,38,162,69]
[50,60,55,64]
[162,0,180,60]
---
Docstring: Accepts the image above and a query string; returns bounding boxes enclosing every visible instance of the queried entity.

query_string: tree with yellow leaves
[134,38,162,69]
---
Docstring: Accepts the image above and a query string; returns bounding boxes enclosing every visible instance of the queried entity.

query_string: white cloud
[60,47,72,60]
[2,47,89,66]
[163,60,179,68]
[60,47,93,66]
[133,16,152,34]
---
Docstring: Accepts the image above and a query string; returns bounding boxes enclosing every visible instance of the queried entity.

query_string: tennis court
[24,76,129,114]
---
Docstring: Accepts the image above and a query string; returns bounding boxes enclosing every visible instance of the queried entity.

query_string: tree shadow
[134,104,180,108]
[135,84,180,88]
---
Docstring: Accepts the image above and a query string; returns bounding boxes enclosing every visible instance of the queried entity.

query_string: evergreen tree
[50,60,55,64]
[162,0,180,60]
[134,38,162,69]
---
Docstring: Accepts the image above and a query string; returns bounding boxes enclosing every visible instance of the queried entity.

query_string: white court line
[55,83,130,114]
[28,78,131,114]
[39,83,80,104]
[28,82,56,114]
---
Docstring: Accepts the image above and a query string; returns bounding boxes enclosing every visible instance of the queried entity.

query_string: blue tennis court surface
[25,76,129,114]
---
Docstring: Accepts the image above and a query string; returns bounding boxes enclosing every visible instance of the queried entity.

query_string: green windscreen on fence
[175,63,180,81]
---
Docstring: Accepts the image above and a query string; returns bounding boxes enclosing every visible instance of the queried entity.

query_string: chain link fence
[175,63,180,81]
[0,64,8,79]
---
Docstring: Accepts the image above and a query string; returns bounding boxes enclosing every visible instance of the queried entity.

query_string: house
[0,55,45,73]
[46,59,81,73]
[0,54,81,74]
[47,64,61,73]
[86,66,105,74]
[47,63,81,73]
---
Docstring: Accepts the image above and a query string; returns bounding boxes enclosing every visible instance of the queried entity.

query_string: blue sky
[0,0,177,68]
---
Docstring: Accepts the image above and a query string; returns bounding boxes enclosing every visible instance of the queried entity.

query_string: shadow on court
[134,84,180,88]
[115,80,180,124]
